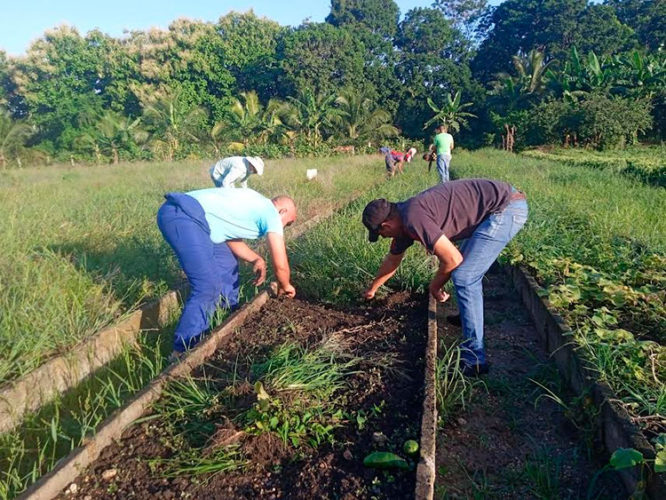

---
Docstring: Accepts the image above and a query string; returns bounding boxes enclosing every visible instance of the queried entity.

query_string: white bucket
[306,169,318,180]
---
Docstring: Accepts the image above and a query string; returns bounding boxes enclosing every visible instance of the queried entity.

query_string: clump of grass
[251,340,360,398]
[435,342,478,425]
[243,340,361,448]
[522,445,563,499]
[150,444,245,479]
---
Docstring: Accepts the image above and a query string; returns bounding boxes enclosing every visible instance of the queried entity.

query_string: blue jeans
[451,196,528,366]
[157,193,239,352]
[436,154,451,182]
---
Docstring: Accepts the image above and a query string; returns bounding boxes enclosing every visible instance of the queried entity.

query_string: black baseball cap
[362,199,392,242]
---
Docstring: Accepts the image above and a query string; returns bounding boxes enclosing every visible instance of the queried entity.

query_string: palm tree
[492,49,554,107]
[0,111,32,168]
[511,50,554,95]
[211,91,285,149]
[282,89,342,148]
[333,89,398,144]
[424,90,476,132]
[142,90,207,161]
[76,111,145,164]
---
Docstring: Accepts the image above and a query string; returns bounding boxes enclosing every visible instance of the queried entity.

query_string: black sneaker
[460,362,490,377]
[446,314,462,326]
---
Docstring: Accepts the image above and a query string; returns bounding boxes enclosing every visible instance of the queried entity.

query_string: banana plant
[423,90,476,132]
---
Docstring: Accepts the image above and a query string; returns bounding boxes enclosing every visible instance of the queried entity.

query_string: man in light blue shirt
[157,188,297,353]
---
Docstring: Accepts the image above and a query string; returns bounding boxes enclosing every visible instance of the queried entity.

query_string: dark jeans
[157,193,239,352]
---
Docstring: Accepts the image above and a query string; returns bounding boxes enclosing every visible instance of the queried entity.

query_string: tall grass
[0,156,382,382]
[289,166,440,303]
[251,341,360,397]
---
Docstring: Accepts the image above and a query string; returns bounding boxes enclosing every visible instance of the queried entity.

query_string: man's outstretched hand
[363,288,376,300]
[252,257,267,286]
[270,281,296,298]
[429,283,450,303]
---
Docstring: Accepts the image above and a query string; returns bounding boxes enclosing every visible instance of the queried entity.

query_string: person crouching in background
[210,156,264,188]
[380,147,417,178]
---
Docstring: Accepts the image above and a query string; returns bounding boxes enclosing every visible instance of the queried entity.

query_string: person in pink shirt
[380,147,417,177]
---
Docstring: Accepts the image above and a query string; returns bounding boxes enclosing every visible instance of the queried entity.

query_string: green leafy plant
[423,90,476,132]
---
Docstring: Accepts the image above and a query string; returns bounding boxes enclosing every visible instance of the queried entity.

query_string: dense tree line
[0,0,665,167]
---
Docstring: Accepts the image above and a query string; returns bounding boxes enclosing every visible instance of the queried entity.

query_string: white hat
[247,156,264,175]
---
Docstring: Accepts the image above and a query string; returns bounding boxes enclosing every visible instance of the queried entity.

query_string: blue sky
[1,0,503,56]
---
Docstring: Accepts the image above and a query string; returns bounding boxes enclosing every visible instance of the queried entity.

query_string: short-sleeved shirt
[209,157,252,188]
[434,133,454,156]
[186,188,283,244]
[390,179,513,255]
[390,150,405,162]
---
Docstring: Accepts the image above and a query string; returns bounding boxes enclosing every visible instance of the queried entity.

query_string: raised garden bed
[44,293,428,499]
[505,264,666,498]
[0,200,352,436]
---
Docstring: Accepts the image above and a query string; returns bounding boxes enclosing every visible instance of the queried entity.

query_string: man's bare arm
[365,251,405,299]
[429,234,463,301]
[266,232,296,297]
[226,240,267,286]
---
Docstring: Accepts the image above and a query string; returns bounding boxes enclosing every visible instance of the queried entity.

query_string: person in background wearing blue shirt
[210,156,264,188]
[157,188,297,355]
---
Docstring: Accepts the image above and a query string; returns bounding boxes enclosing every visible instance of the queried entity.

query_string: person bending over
[361,179,528,376]
[210,156,264,188]
[157,188,296,354]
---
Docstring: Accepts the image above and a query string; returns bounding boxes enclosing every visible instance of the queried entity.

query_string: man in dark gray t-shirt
[362,179,528,376]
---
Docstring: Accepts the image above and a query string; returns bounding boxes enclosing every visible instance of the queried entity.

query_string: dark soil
[58,293,427,500]
[434,268,626,499]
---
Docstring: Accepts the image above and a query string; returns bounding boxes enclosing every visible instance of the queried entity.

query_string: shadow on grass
[48,237,180,308]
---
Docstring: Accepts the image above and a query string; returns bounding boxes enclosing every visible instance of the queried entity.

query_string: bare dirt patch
[435,268,625,499]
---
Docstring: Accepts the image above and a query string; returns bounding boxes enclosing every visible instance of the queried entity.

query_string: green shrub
[577,94,653,149]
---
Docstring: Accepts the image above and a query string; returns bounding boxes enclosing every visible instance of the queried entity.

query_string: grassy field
[0,155,383,383]
[522,145,666,188]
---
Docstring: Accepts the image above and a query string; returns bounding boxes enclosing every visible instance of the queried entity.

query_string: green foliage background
[0,0,665,166]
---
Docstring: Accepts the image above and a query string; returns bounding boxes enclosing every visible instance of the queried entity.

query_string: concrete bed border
[415,296,438,500]
[504,264,666,498]
[19,291,269,500]
[0,286,185,434]
[0,203,340,435]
